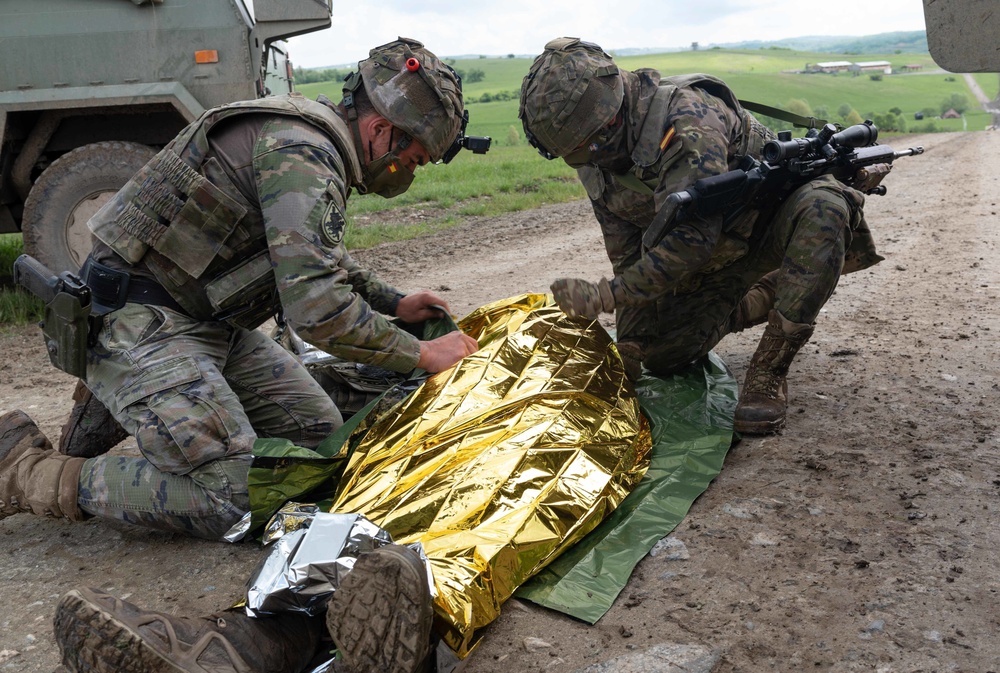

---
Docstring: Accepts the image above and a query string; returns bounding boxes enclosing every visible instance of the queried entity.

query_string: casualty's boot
[733,310,814,435]
[59,380,129,458]
[726,270,779,334]
[54,587,324,673]
[325,545,434,673]
[0,409,86,520]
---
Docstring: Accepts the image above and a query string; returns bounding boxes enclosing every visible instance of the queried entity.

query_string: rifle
[665,120,923,222]
[12,254,93,378]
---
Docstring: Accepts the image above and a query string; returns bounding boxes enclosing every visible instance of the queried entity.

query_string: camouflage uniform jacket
[87,93,421,373]
[578,70,881,306]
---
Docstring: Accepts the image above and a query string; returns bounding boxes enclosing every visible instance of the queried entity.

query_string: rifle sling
[738,99,827,130]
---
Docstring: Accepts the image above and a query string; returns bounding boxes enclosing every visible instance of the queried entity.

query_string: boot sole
[325,545,433,673]
[733,417,786,435]
[54,589,186,673]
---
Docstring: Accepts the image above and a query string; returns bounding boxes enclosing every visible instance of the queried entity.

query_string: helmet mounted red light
[405,57,420,72]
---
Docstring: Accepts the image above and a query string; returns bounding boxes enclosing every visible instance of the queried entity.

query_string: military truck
[0,0,332,273]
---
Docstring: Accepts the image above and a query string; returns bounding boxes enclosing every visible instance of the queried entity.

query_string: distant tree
[507,53,515,59]
[889,106,902,116]
[813,104,829,121]
[785,98,813,119]
[691,42,699,51]
[921,106,939,119]
[837,103,853,119]
[896,115,907,133]
[505,125,521,146]
[479,55,487,59]
[874,113,901,132]
[845,109,865,125]
[292,66,347,84]
[940,93,969,115]
[466,68,486,84]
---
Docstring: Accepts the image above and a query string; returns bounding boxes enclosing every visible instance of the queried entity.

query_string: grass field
[0,233,43,325]
[298,48,994,138]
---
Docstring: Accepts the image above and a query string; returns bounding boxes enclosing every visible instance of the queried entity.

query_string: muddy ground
[2,129,998,672]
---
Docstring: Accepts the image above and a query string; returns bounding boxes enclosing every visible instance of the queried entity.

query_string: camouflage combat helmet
[519,37,624,159]
[345,37,464,163]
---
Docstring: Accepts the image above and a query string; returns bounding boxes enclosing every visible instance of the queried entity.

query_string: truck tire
[22,141,156,273]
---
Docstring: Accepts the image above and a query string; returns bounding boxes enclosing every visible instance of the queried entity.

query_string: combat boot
[59,380,129,458]
[325,545,434,673]
[726,270,779,334]
[54,587,324,673]
[615,339,644,382]
[733,310,814,435]
[0,409,86,520]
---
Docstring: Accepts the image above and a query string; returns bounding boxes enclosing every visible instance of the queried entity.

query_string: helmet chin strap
[342,71,380,194]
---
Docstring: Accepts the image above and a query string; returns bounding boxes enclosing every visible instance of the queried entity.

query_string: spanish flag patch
[659,126,676,152]
[388,162,399,173]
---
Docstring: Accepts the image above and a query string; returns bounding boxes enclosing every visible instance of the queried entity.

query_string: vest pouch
[150,153,248,279]
[88,166,155,264]
[203,249,277,329]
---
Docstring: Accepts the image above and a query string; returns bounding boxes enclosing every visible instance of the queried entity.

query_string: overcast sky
[284,0,929,69]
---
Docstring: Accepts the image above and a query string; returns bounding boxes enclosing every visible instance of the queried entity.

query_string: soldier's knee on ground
[59,380,129,459]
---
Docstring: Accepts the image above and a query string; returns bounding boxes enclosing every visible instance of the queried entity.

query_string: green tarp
[515,352,737,623]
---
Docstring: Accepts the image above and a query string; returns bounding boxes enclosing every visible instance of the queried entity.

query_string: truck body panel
[0,0,332,272]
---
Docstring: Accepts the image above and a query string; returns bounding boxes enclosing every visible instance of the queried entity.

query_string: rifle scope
[762,121,879,164]
[830,121,878,150]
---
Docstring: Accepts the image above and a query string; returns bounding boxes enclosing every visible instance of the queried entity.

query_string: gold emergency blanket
[330,294,652,657]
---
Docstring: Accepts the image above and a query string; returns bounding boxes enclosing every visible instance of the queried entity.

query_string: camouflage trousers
[614,175,863,375]
[80,303,341,539]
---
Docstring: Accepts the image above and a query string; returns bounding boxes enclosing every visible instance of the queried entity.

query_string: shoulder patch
[320,200,346,247]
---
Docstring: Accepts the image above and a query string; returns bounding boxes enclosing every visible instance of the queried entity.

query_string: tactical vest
[586,74,772,197]
[88,93,361,327]
[579,74,776,281]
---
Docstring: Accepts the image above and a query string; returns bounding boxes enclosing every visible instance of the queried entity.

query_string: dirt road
[2,129,998,673]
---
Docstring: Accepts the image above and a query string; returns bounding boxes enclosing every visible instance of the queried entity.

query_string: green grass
[0,233,43,325]
[343,143,583,247]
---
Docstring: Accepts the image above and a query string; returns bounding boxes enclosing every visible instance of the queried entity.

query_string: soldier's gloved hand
[550,277,615,318]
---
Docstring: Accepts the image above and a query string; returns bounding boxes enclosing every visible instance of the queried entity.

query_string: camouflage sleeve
[609,88,739,305]
[592,200,643,276]
[338,249,405,315]
[254,117,420,373]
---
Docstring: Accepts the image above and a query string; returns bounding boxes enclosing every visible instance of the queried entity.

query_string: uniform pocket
[101,304,171,353]
[116,357,247,474]
[116,356,201,409]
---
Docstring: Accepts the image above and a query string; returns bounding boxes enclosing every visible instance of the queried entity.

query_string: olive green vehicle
[0,0,332,273]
